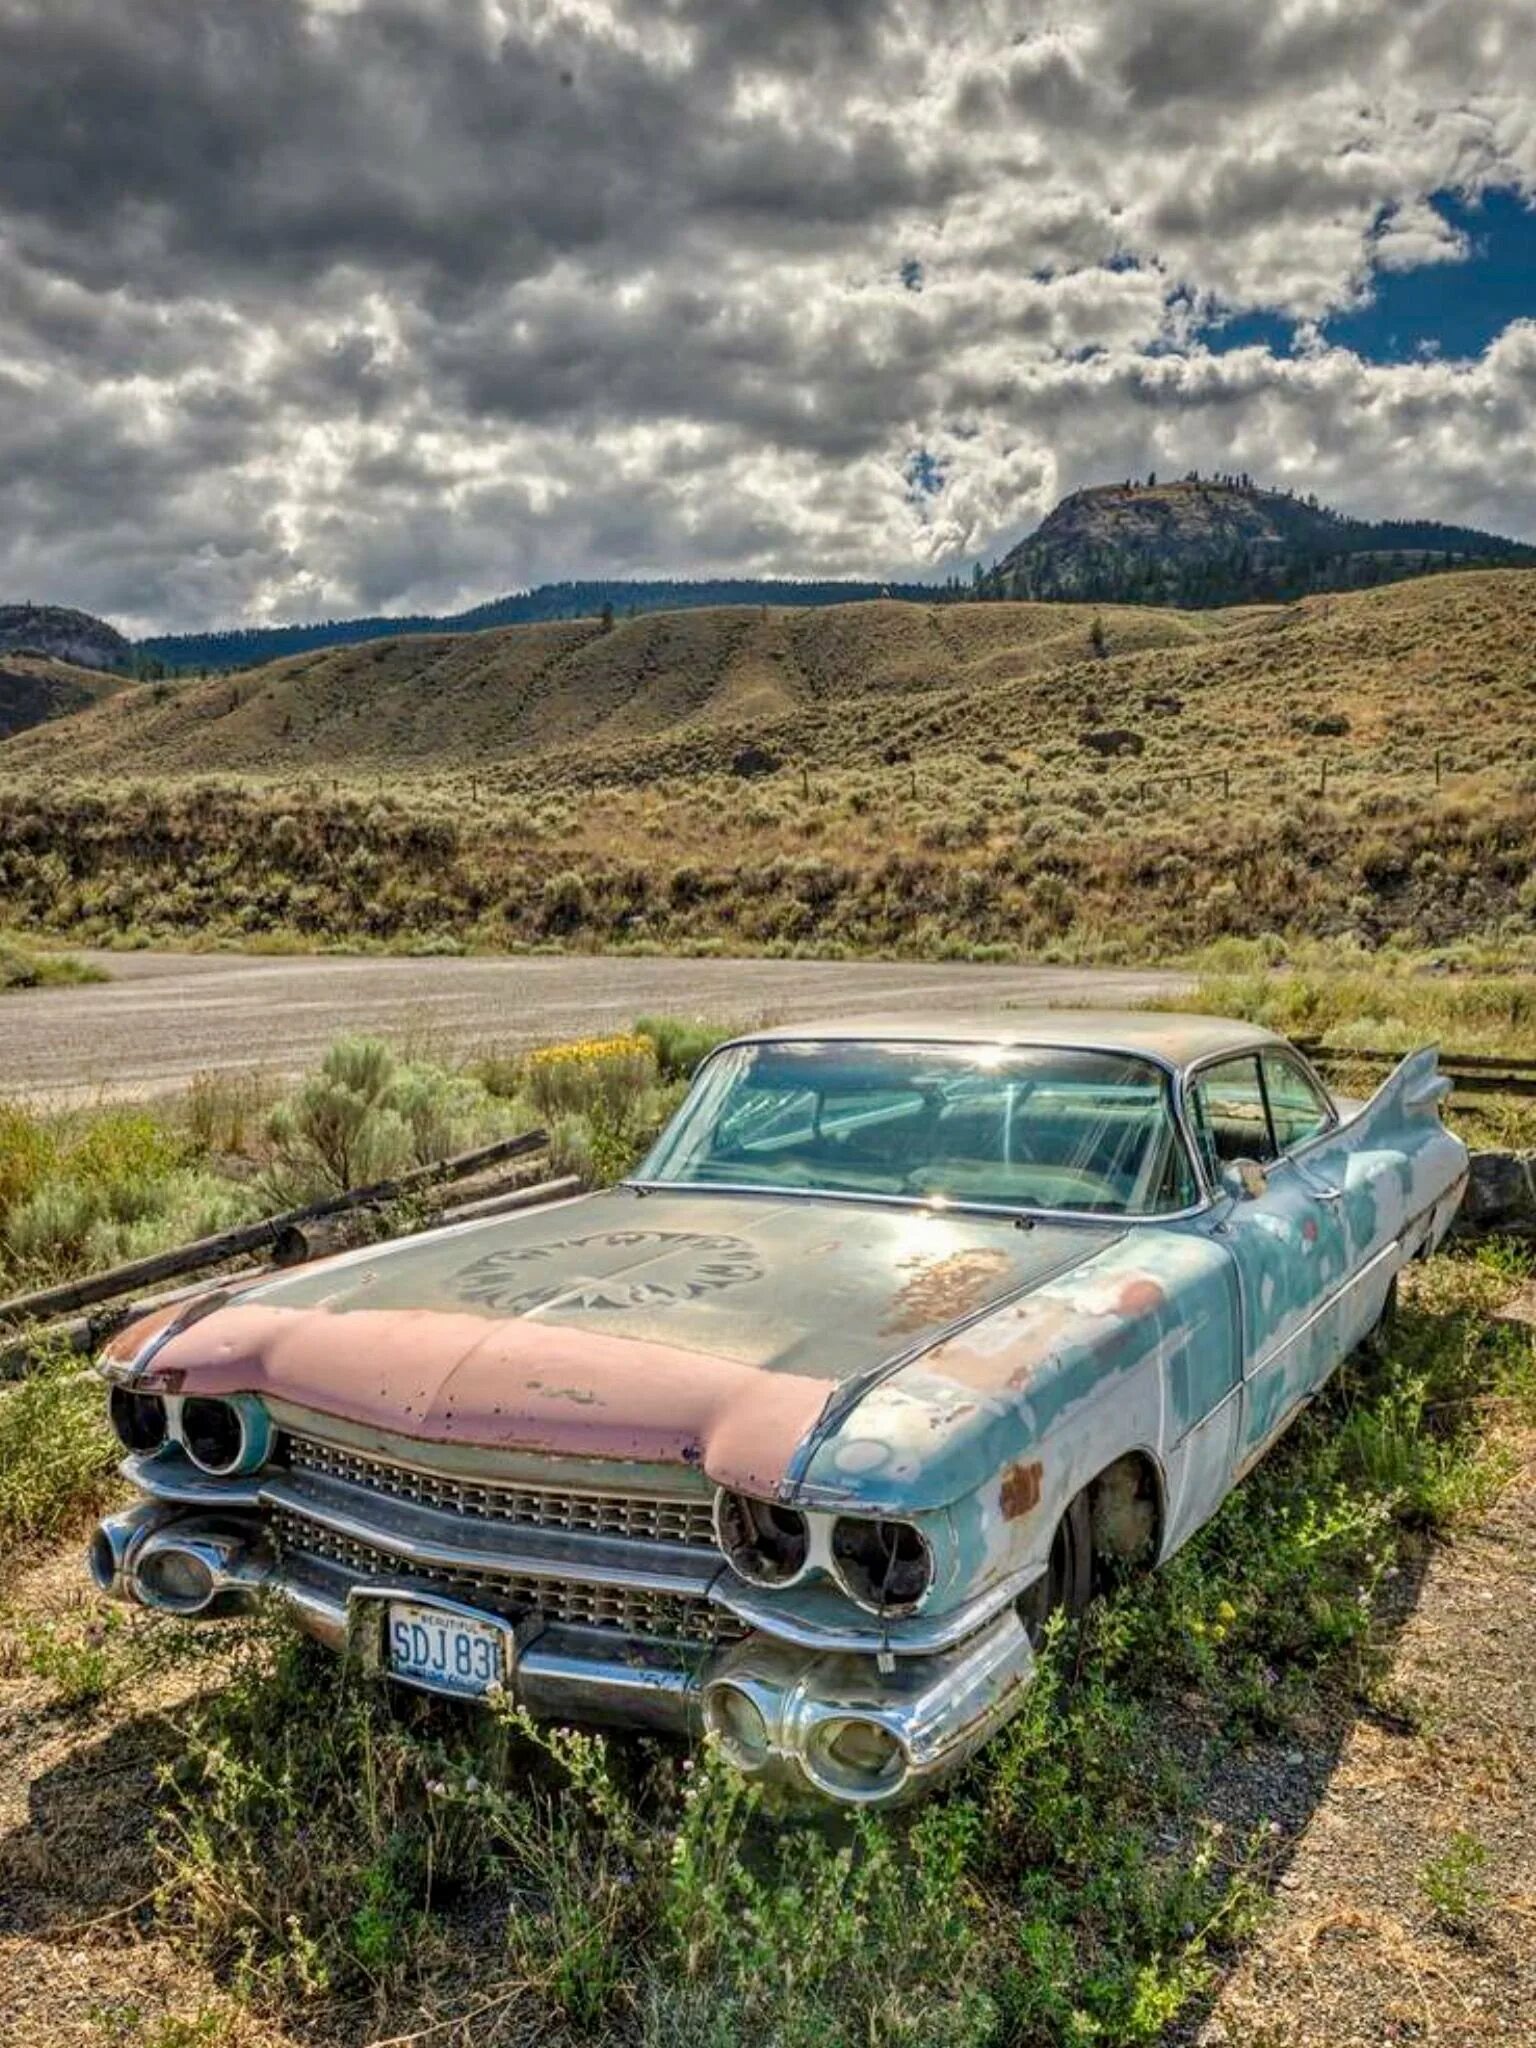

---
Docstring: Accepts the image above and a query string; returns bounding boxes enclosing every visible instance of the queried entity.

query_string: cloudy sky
[3,0,1535,634]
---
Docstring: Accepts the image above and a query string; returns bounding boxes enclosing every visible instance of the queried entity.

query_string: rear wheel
[1018,1487,1092,1648]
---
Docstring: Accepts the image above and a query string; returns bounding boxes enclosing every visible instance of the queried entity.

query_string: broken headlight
[714,1489,810,1588]
[829,1514,933,1615]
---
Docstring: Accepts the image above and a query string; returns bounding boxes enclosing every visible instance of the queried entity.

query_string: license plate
[384,1598,507,1699]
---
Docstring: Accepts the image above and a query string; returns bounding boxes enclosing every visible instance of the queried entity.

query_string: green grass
[1162,960,1536,1149]
[145,1243,1536,2046]
[0,934,106,991]
[1417,1828,1493,1941]
[0,1350,118,1555]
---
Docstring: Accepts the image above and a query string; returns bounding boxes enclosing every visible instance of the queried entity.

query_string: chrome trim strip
[719,1562,1038,1654]
[625,1177,1213,1228]
[122,1449,266,1507]
[261,1474,724,1600]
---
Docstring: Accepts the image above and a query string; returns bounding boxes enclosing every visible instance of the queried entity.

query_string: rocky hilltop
[0,603,131,672]
[989,477,1536,608]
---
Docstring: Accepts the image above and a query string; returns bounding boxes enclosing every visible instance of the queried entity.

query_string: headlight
[108,1387,167,1454]
[179,1395,272,1476]
[829,1515,933,1615]
[714,1489,810,1587]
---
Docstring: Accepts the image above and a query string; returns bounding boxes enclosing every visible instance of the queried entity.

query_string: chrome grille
[274,1508,742,1646]
[286,1434,717,1549]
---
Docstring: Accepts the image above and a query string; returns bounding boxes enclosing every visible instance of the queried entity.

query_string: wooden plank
[439,1175,584,1225]
[0,1270,276,1380]
[1296,1041,1536,1096]
[0,1127,548,1330]
[1297,1039,1536,1078]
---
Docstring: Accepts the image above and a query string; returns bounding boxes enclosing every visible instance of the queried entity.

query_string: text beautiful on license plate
[386,1598,507,1697]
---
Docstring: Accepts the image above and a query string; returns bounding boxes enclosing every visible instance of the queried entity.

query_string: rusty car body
[91,1012,1468,1806]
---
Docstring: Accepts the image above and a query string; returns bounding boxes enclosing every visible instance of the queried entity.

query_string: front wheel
[1018,1487,1092,1648]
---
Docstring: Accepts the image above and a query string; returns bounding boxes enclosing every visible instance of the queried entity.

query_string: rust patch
[99,1298,191,1368]
[1112,1274,1166,1317]
[881,1248,1014,1336]
[1000,1458,1044,1518]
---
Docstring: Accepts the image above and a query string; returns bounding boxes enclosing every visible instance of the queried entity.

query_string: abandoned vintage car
[91,1013,1468,1805]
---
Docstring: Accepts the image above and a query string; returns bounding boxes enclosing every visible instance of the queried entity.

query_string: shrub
[633,1015,729,1082]
[264,1039,518,1204]
[0,1351,117,1556]
[0,1100,55,1218]
[523,1034,657,1121]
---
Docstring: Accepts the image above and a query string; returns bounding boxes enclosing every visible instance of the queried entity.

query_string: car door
[1187,1051,1352,1473]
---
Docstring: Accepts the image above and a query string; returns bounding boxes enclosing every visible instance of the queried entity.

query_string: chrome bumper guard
[92,1480,1037,1807]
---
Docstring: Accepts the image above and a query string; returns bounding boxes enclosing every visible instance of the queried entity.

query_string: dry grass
[2,573,1534,962]
[0,654,132,743]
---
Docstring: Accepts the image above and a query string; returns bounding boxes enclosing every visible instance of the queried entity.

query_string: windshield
[637,1040,1199,1217]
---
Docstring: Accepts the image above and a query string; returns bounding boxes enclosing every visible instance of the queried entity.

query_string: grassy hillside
[0,653,132,741]
[0,572,1533,960]
[0,597,1218,775]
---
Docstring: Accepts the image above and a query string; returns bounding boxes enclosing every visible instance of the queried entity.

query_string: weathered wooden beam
[0,1126,548,1330]
[439,1175,583,1225]
[0,1270,276,1380]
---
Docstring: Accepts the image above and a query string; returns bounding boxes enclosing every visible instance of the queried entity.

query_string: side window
[1262,1054,1332,1152]
[1189,1055,1275,1178]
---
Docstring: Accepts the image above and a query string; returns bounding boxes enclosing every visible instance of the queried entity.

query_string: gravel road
[2,950,1190,1102]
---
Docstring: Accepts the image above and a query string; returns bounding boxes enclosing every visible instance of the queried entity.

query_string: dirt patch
[1182,1437,1536,2046]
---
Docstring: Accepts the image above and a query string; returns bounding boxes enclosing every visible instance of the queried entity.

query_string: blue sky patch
[903,447,946,499]
[1197,187,1536,364]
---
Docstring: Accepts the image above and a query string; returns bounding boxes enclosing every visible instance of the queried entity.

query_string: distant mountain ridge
[136,577,943,674]
[987,476,1536,607]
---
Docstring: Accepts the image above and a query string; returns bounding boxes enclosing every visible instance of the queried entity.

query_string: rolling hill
[133,576,944,675]
[0,595,1228,776]
[0,603,131,673]
[0,651,134,741]
[3,569,1532,787]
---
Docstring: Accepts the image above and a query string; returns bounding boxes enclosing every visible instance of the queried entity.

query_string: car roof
[729,1009,1290,1071]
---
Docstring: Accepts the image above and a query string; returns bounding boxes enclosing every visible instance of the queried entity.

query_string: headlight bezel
[713,1487,937,1615]
[712,1487,813,1589]
[828,1512,935,1616]
[176,1393,273,1477]
[108,1385,168,1455]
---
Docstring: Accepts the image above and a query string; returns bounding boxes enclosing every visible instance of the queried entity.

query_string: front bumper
[89,1495,1034,1807]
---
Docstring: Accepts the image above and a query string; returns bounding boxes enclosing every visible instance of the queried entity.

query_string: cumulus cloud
[0,0,1533,630]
